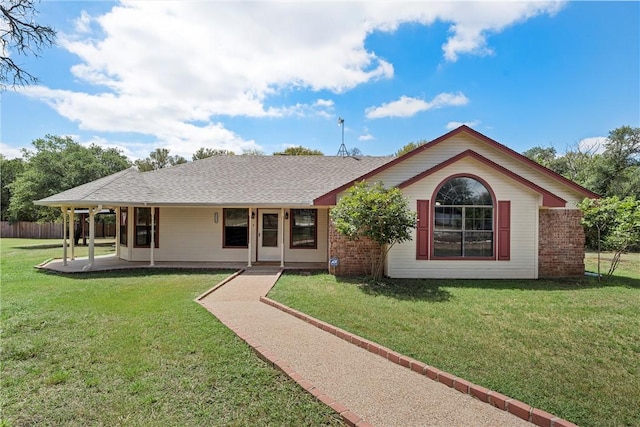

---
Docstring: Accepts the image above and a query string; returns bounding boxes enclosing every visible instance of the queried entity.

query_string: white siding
[372,134,586,207]
[125,206,328,263]
[386,158,540,279]
[128,207,247,262]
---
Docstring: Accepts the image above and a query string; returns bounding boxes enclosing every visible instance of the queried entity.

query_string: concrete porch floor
[36,254,326,274]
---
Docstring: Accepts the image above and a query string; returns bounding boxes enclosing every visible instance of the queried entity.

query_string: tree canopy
[331,181,416,281]
[273,146,323,156]
[523,126,640,200]
[7,135,131,222]
[192,148,235,160]
[134,148,187,171]
[395,140,427,157]
[0,154,24,220]
[1,0,56,89]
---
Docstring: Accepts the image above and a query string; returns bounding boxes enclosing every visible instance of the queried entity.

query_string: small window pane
[465,232,493,257]
[434,207,462,230]
[433,231,462,257]
[464,207,493,230]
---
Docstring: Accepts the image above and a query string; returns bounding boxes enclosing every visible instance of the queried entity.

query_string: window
[224,208,248,247]
[290,209,317,249]
[433,177,493,258]
[134,207,159,248]
[120,207,128,246]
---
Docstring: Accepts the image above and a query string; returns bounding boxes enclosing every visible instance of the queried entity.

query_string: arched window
[433,176,493,257]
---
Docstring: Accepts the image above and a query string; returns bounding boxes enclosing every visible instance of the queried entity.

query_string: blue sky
[1,1,638,160]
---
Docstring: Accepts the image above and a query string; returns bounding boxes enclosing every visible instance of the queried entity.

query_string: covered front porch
[36,253,327,274]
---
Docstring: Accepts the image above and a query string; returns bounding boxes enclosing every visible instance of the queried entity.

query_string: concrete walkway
[198,269,539,427]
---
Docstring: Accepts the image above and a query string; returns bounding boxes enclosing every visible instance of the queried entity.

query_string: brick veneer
[328,219,382,277]
[538,209,585,277]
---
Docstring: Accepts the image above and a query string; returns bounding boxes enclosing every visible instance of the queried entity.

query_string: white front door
[258,209,280,261]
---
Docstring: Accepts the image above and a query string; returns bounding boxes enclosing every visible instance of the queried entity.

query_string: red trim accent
[399,149,567,208]
[416,200,429,260]
[313,126,598,205]
[498,201,511,261]
[430,174,497,260]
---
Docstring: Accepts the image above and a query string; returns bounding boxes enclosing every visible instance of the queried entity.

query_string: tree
[578,196,640,278]
[0,154,24,220]
[273,146,323,156]
[522,126,640,200]
[330,181,416,281]
[1,0,56,89]
[135,148,187,171]
[192,147,235,160]
[241,148,265,156]
[592,126,640,199]
[7,135,131,222]
[395,140,427,157]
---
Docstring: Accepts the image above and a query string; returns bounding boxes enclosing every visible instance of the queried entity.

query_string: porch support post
[88,206,97,268]
[280,208,285,268]
[247,208,253,268]
[61,206,68,266]
[70,207,75,260]
[149,207,155,266]
[115,207,120,257]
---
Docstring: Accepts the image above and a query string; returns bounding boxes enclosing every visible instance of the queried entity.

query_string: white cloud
[578,136,607,155]
[22,1,563,155]
[0,142,25,159]
[366,93,469,119]
[446,120,481,130]
[359,133,375,141]
[73,10,93,34]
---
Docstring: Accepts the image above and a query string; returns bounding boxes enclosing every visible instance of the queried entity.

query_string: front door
[258,210,280,261]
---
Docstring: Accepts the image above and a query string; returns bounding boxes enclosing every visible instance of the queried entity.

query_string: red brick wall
[328,219,382,277]
[538,209,585,277]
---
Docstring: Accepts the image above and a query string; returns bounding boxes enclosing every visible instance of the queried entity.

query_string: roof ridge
[80,167,139,201]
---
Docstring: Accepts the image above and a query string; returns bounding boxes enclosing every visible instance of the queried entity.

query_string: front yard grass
[1,238,342,426]
[269,252,640,427]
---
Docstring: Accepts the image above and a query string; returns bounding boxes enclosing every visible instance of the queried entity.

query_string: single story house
[36,126,598,278]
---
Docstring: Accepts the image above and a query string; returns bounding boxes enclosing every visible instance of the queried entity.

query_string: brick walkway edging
[260,296,579,427]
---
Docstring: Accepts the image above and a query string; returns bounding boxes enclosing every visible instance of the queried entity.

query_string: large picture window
[433,177,493,258]
[119,207,128,246]
[290,209,317,249]
[224,208,248,248]
[134,207,159,248]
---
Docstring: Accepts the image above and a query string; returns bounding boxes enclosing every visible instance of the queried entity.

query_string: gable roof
[36,155,394,207]
[397,149,567,207]
[313,125,599,205]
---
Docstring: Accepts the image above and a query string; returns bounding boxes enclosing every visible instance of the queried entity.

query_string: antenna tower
[336,117,348,156]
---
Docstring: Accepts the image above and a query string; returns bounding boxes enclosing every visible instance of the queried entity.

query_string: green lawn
[269,253,640,427]
[0,238,342,426]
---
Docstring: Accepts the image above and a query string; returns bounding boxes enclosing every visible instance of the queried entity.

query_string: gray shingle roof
[36,156,394,207]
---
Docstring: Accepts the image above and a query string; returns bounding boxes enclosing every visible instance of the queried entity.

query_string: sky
[1,1,638,161]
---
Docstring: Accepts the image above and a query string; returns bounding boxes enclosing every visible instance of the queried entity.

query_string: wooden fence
[1,222,116,239]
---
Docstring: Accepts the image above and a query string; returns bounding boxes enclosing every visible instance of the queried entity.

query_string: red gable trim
[314,125,598,206]
[398,150,567,208]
